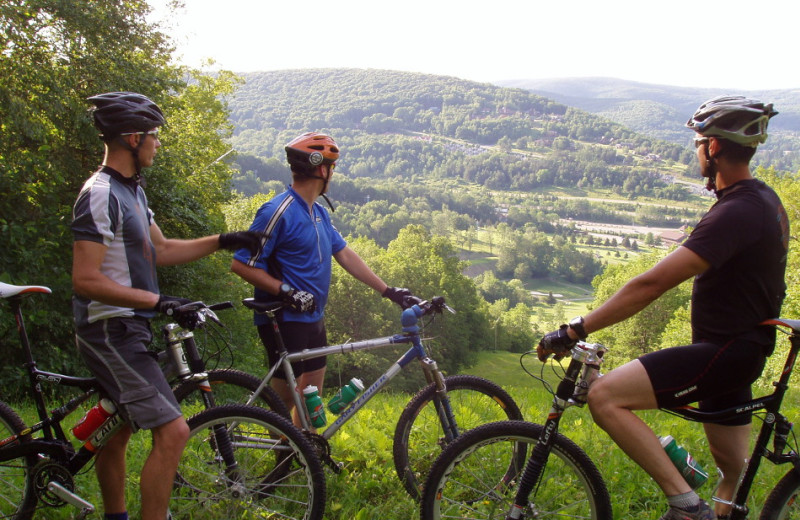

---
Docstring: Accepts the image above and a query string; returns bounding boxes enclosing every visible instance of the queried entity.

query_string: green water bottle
[303,385,326,428]
[659,435,709,489]
[328,377,364,414]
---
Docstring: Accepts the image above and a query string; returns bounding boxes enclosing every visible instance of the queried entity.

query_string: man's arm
[230,258,282,295]
[581,246,710,337]
[149,222,221,266]
[333,246,388,293]
[72,240,159,308]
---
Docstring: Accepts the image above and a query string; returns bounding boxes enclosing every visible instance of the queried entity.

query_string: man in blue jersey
[537,96,787,520]
[71,92,261,520]
[231,132,413,427]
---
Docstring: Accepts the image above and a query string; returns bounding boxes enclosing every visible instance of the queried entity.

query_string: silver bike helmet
[88,92,166,140]
[686,95,777,147]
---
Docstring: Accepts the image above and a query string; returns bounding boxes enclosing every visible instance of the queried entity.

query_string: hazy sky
[148,0,799,91]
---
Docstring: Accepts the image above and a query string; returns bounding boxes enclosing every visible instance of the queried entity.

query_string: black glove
[382,286,415,309]
[153,295,192,316]
[537,324,578,362]
[219,231,262,256]
[281,287,316,313]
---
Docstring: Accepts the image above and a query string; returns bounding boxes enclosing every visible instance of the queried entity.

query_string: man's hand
[219,231,262,256]
[281,288,316,313]
[537,324,578,362]
[153,295,192,316]
[382,286,416,309]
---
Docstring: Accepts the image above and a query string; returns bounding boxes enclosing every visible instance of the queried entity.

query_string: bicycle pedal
[323,455,343,474]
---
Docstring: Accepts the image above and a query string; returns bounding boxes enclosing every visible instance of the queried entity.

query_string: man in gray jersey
[71,92,260,520]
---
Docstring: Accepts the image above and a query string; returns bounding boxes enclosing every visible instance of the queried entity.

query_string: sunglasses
[694,136,709,148]
[120,129,160,138]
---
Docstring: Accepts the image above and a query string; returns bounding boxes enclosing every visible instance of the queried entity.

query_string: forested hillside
[498,76,800,171]
[226,69,706,247]
[229,69,696,192]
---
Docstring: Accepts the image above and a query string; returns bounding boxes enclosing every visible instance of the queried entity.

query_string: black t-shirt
[683,178,789,347]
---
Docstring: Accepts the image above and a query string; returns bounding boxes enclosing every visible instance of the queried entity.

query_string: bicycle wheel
[0,401,37,520]
[393,374,523,499]
[172,404,326,520]
[173,368,291,418]
[421,420,612,520]
[762,469,800,519]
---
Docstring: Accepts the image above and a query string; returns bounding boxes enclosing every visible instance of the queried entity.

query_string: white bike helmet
[686,95,777,147]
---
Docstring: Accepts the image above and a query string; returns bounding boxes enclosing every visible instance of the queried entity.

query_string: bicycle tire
[421,420,612,520]
[0,400,37,520]
[393,374,524,499]
[761,468,800,519]
[172,404,326,520]
[172,368,291,419]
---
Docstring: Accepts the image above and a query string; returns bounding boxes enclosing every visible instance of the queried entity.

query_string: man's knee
[152,418,190,451]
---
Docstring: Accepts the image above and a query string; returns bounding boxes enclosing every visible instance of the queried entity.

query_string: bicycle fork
[508,357,583,520]
[420,357,460,443]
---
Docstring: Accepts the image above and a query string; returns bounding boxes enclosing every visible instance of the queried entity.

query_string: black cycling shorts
[258,319,327,379]
[640,338,767,426]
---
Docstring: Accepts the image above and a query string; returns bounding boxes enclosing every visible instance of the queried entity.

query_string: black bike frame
[510,319,800,520]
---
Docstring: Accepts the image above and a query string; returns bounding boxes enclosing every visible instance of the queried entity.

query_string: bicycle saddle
[0,281,52,299]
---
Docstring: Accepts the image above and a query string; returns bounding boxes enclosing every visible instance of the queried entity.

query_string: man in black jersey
[537,96,787,520]
[72,92,261,520]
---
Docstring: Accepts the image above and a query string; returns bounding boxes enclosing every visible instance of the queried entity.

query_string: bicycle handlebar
[171,301,233,330]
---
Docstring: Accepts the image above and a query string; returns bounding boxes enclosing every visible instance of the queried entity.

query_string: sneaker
[659,499,716,520]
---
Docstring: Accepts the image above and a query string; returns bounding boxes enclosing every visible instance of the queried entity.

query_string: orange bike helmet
[285,132,339,169]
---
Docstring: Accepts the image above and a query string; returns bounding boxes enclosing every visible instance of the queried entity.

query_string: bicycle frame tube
[251,330,424,433]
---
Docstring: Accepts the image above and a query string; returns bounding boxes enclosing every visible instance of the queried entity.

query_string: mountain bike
[240,295,524,499]
[0,281,324,520]
[420,317,800,520]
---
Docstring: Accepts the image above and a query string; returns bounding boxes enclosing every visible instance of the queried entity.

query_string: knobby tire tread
[393,374,523,500]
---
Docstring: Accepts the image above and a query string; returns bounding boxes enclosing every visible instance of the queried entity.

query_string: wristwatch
[568,316,588,340]
[279,283,294,298]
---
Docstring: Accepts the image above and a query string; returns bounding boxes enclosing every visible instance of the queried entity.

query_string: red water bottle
[72,398,116,441]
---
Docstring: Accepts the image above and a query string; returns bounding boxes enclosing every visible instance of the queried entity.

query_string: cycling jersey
[683,178,789,348]
[71,166,159,327]
[234,187,347,326]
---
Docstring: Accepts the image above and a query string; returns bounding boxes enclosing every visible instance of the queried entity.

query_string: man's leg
[588,359,690,496]
[139,417,190,520]
[704,422,750,517]
[95,425,133,515]
[294,367,327,429]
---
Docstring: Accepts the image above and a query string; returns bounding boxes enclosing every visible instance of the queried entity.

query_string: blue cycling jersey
[234,187,347,325]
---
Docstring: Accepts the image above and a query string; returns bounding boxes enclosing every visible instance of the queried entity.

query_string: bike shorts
[257,319,327,380]
[639,338,768,426]
[75,316,182,432]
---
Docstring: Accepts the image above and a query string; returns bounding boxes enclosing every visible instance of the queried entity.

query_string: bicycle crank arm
[46,481,95,519]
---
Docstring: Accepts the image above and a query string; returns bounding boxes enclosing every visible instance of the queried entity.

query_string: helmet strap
[703,146,718,192]
[116,134,147,187]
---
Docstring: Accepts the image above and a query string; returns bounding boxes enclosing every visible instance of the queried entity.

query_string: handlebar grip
[209,301,234,311]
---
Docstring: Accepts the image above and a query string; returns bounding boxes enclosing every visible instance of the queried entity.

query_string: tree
[0,1,244,390]
[589,251,692,367]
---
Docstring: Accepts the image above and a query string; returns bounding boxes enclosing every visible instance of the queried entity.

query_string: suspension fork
[507,358,583,519]
[419,354,460,443]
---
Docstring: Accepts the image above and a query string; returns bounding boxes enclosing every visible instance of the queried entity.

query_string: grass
[8,354,800,519]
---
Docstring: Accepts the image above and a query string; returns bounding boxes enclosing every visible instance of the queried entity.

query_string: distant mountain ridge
[496,77,800,145]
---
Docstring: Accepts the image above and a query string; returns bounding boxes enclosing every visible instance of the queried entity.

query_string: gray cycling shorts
[75,317,182,432]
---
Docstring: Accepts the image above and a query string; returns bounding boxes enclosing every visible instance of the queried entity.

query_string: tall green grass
[9,352,800,519]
